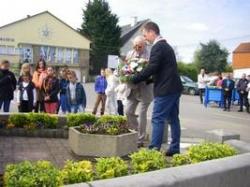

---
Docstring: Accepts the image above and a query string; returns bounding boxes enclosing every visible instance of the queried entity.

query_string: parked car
[180,75,199,95]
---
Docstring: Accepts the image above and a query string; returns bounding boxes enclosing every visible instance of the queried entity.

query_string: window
[65,48,72,64]
[40,46,56,63]
[6,46,15,55]
[73,49,79,64]
[0,45,6,55]
[21,45,33,63]
[57,48,64,64]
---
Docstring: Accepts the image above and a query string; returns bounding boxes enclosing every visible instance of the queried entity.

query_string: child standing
[59,68,69,114]
[66,71,86,113]
[42,67,60,114]
[17,74,36,112]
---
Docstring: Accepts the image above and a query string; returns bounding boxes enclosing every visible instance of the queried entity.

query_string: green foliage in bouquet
[61,160,93,184]
[95,157,128,179]
[8,114,31,128]
[67,113,97,127]
[4,161,62,187]
[130,149,167,173]
[28,113,58,129]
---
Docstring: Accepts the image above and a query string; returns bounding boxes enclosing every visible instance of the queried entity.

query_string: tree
[193,40,229,73]
[80,0,122,75]
[177,62,198,81]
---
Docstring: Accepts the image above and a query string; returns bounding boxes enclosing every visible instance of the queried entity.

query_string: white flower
[130,62,138,69]
[138,58,147,64]
[137,66,143,72]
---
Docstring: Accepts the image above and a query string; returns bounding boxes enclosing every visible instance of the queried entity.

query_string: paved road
[4,83,250,143]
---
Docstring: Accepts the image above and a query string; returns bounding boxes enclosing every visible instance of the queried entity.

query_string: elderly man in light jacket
[125,35,154,148]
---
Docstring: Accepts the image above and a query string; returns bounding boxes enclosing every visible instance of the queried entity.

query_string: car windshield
[182,76,194,83]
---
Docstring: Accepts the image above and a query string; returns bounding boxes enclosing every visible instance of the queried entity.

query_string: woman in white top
[197,68,209,104]
[247,75,250,103]
[105,68,119,115]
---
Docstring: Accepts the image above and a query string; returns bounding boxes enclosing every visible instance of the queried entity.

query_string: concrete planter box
[69,127,138,157]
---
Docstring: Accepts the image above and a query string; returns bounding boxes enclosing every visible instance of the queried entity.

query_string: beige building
[0,11,91,82]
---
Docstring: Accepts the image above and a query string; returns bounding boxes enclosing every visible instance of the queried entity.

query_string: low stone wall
[67,152,250,187]
[0,113,68,138]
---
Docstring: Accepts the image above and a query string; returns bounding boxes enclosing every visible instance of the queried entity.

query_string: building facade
[232,42,250,78]
[0,11,91,82]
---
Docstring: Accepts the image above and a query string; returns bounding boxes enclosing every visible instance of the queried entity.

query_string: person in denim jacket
[66,70,86,113]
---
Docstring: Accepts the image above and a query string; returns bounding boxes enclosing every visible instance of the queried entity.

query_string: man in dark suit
[221,74,235,111]
[131,22,183,156]
[237,73,249,113]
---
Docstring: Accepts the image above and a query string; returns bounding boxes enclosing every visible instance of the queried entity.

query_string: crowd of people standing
[0,59,86,114]
[198,68,250,113]
[0,22,185,156]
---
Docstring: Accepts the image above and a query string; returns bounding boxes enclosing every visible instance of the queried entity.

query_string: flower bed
[3,142,237,187]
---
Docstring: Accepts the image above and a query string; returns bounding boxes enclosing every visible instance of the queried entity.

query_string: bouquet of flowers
[118,57,148,82]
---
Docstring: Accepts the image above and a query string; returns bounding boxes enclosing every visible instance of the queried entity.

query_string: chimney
[27,15,31,18]
[131,16,138,27]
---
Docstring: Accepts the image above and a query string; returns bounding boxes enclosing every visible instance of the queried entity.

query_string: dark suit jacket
[222,79,235,92]
[132,40,183,97]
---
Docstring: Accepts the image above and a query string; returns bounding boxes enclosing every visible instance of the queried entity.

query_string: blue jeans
[0,100,11,112]
[59,94,68,113]
[69,104,85,113]
[149,93,181,153]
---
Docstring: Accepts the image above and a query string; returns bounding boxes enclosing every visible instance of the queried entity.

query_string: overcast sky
[0,0,250,62]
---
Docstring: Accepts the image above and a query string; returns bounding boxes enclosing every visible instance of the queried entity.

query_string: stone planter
[69,127,138,157]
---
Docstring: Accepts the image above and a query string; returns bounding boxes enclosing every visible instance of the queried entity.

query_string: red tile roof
[233,42,250,53]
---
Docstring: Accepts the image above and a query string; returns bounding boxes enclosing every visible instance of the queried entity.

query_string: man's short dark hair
[1,60,10,65]
[143,22,160,35]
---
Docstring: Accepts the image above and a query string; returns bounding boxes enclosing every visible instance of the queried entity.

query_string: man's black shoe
[238,110,243,112]
[137,143,144,148]
[165,151,180,157]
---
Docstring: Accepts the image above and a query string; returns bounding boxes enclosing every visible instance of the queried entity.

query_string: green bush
[67,113,97,127]
[8,114,31,128]
[187,142,237,163]
[95,157,128,179]
[130,149,167,173]
[171,142,237,167]
[28,113,58,129]
[4,161,62,187]
[171,154,192,167]
[177,62,198,81]
[61,160,93,184]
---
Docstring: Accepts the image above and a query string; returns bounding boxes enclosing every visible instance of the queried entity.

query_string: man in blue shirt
[92,69,107,115]
[222,74,235,111]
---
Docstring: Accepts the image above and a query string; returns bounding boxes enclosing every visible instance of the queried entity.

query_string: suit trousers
[125,91,150,144]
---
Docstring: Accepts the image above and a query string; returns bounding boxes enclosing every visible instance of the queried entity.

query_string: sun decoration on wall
[38,24,54,41]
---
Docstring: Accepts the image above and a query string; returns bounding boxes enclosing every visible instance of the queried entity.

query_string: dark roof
[233,42,250,53]
[121,19,149,45]
[0,11,91,41]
